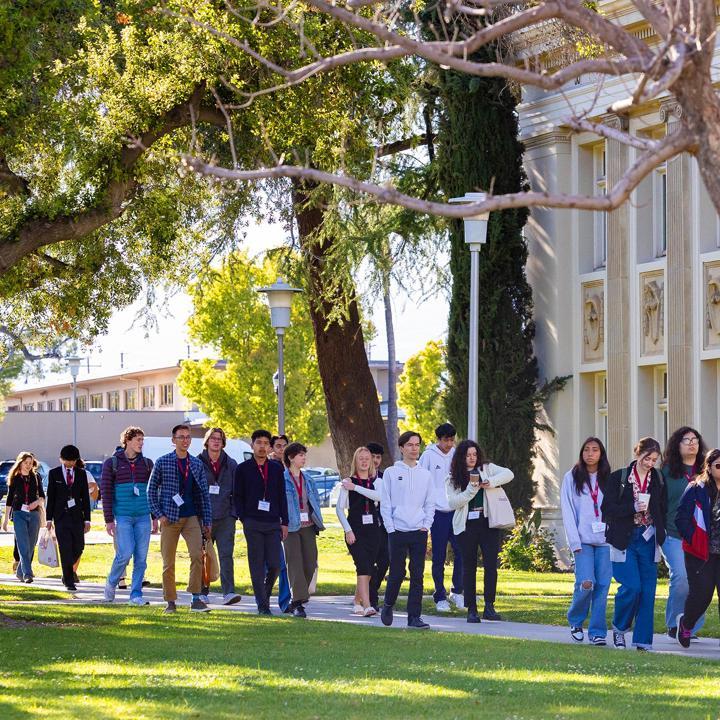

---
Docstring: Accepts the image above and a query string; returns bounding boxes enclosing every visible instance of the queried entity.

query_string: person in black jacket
[234,429,288,614]
[45,445,92,591]
[601,437,666,651]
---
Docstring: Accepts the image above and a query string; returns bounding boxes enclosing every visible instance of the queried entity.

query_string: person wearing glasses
[661,427,707,638]
[147,424,212,614]
[675,448,720,648]
[601,437,667,651]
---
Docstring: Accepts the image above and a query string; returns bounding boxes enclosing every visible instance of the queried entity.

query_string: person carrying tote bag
[446,439,513,623]
[484,485,515,530]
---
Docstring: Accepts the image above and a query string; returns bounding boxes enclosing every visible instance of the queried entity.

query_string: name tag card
[172,493,184,507]
[468,510,481,520]
[258,500,270,512]
[67,498,76,508]
[300,511,309,523]
[642,525,655,542]
[21,504,30,512]
[362,514,374,525]
[209,485,220,495]
[133,486,140,497]
[592,521,606,533]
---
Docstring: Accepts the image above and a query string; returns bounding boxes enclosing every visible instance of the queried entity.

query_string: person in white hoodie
[419,422,463,612]
[380,430,435,629]
[560,437,612,645]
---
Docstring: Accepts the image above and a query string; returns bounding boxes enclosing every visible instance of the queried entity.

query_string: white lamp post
[257,279,302,435]
[449,192,490,440]
[67,356,82,446]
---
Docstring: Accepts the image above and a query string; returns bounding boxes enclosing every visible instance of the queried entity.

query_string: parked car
[328,481,342,508]
[304,466,341,507]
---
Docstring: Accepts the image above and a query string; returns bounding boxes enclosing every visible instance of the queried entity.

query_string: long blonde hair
[8,451,38,485]
[349,447,373,478]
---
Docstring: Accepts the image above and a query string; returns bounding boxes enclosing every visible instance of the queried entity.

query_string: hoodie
[380,461,435,533]
[419,443,455,512]
[560,469,608,552]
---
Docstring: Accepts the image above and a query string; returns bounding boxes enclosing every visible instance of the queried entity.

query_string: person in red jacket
[675,447,720,648]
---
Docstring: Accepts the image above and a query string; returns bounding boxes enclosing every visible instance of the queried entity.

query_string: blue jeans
[13,509,40,580]
[612,527,658,648]
[430,510,463,602]
[567,544,611,638]
[107,515,152,599]
[661,535,705,633]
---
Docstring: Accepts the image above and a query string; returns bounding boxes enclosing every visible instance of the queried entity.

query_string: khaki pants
[283,525,318,605]
[160,516,203,601]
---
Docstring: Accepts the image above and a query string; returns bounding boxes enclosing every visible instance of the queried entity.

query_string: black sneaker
[258,607,272,616]
[292,605,307,618]
[570,626,584,642]
[190,598,211,613]
[589,636,607,646]
[482,605,503,621]
[667,626,677,639]
[64,583,77,592]
[142,580,151,588]
[380,604,393,626]
[613,631,626,649]
[72,572,79,584]
[23,576,33,584]
[676,614,691,648]
[407,616,430,629]
[117,580,128,590]
[163,601,177,614]
[467,610,481,624]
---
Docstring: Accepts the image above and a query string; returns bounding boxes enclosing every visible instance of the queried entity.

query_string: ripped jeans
[567,543,612,639]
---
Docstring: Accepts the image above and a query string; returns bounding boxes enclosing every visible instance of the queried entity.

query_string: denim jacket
[284,468,325,533]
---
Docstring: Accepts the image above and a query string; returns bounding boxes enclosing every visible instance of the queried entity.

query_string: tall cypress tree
[430,19,540,511]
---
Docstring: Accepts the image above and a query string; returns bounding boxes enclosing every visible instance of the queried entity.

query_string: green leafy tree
[398,340,448,442]
[177,251,327,444]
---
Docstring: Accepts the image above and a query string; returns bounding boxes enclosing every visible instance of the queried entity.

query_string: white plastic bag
[38,528,59,568]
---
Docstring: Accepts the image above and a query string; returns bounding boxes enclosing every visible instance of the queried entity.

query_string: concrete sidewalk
[1,574,718,660]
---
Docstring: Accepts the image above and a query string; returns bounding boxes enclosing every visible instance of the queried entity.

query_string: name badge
[362,514,374,525]
[209,485,220,495]
[300,512,309,523]
[21,504,30,512]
[592,521,606,533]
[133,486,140,497]
[67,498,76,508]
[172,493,184,507]
[468,510,481,520]
[258,500,270,512]
[642,525,655,542]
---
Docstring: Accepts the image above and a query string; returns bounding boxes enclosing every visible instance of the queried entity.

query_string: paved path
[0,529,159,547]
[1,574,717,660]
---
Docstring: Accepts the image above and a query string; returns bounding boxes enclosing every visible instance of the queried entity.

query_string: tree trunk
[383,269,400,461]
[292,181,390,474]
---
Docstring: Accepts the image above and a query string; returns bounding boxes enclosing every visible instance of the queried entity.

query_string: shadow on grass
[0,603,719,720]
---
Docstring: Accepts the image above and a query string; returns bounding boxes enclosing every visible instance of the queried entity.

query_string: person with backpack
[674,448,720,648]
[601,437,667,651]
[102,427,156,605]
[560,437,612,645]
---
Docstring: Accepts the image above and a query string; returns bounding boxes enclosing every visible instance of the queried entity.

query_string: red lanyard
[257,462,268,498]
[23,477,30,504]
[210,459,221,477]
[177,458,189,495]
[633,466,650,493]
[356,476,372,513]
[290,471,304,509]
[684,471,694,483]
[587,478,600,517]
[128,461,136,481]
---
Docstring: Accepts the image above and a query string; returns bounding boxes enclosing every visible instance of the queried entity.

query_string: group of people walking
[561,427,720,651]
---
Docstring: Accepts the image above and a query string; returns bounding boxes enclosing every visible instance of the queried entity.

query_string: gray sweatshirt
[380,461,435,533]
[560,469,608,552]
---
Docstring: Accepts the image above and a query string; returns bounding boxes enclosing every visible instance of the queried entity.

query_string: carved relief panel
[704,261,720,350]
[582,280,604,363]
[640,271,665,357]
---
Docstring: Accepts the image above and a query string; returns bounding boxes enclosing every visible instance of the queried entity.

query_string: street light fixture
[257,278,302,435]
[66,355,82,446]
[449,192,490,440]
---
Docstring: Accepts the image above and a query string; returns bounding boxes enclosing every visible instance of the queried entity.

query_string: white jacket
[419,443,455,512]
[445,463,514,535]
[380,461,435,533]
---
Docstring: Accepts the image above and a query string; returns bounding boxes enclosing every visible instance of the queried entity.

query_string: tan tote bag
[483,486,516,529]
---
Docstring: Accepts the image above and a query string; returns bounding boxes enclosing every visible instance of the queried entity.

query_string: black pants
[55,515,85,586]
[460,515,500,611]
[370,526,389,609]
[243,517,282,611]
[683,553,720,629]
[383,529,427,619]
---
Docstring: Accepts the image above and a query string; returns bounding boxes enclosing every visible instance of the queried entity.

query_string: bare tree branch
[0,326,70,362]
[565,116,656,151]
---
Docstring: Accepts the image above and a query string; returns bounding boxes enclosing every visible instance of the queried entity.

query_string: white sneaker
[363,606,377,617]
[223,593,242,605]
[199,594,210,604]
[435,600,452,612]
[103,583,116,602]
[449,592,465,609]
[128,596,149,606]
[352,604,364,615]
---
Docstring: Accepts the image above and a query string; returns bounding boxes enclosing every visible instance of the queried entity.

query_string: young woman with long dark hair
[446,439,513,623]
[601,437,667,651]
[560,438,612,645]
[661,426,708,638]
[675,448,720,647]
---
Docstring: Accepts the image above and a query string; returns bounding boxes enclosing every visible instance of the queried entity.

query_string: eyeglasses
[681,437,699,445]
[174,435,192,441]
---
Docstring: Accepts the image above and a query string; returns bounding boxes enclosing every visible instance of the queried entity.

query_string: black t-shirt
[348,476,380,530]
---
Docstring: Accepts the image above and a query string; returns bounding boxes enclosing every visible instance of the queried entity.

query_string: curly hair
[450,440,487,491]
[663,426,707,479]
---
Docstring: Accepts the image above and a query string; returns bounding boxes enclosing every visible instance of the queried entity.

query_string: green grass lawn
[0,601,719,720]
[2,509,718,637]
